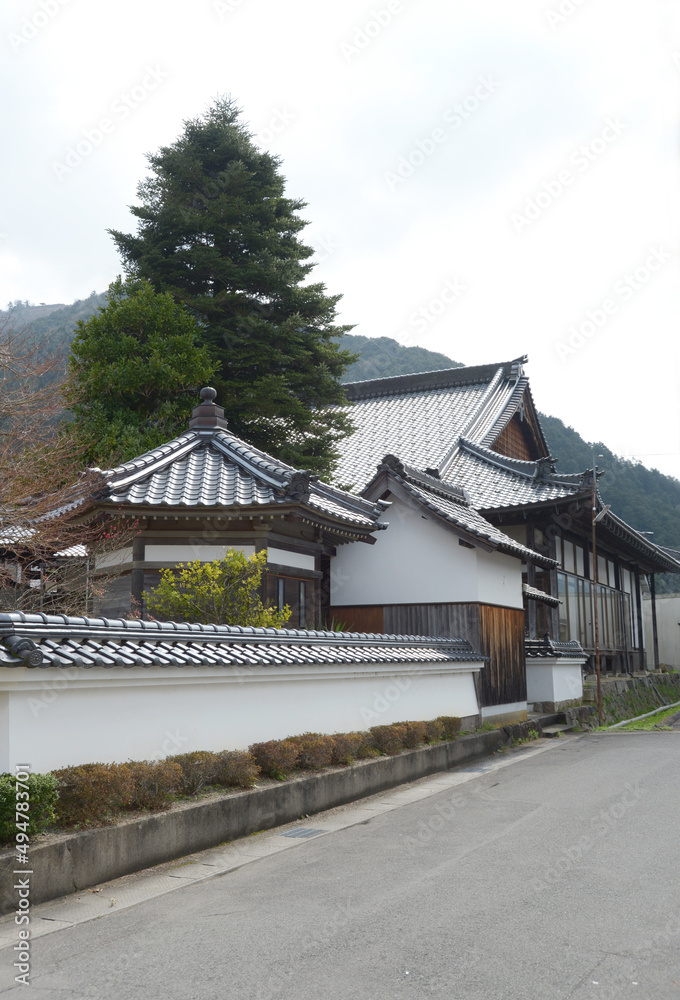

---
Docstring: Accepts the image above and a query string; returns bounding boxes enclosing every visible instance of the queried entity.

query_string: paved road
[2,732,680,999]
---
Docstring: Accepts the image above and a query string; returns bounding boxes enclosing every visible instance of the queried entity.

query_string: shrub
[286,733,335,771]
[424,719,444,743]
[330,732,366,765]
[166,751,220,795]
[343,732,379,759]
[126,761,183,810]
[52,763,135,828]
[399,721,428,749]
[436,716,462,740]
[213,751,260,789]
[369,724,407,756]
[0,772,59,843]
[249,740,299,780]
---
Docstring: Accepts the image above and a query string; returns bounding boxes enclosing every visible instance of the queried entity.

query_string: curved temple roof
[92,391,386,537]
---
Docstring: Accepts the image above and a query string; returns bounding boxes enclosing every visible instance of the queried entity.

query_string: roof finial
[189,387,229,431]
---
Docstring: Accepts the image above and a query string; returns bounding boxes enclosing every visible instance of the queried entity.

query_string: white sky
[2,0,680,479]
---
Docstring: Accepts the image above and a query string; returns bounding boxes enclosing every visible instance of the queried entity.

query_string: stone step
[541,723,576,738]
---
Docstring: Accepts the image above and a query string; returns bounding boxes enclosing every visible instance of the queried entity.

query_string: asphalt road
[2,732,680,999]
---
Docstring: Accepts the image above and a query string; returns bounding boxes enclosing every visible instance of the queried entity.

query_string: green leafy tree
[145,549,291,627]
[65,277,217,466]
[108,96,355,478]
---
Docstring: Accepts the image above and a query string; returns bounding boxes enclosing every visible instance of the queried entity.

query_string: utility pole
[591,455,610,726]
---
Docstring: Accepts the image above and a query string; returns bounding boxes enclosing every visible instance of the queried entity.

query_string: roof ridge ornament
[188,387,229,431]
[285,470,318,502]
[377,454,406,477]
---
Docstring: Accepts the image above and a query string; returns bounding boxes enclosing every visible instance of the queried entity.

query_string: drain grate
[279,828,324,839]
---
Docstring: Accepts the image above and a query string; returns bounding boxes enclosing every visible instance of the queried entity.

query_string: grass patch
[617,704,680,731]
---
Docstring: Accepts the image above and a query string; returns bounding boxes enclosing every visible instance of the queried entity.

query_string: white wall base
[480,701,527,724]
[0,660,483,772]
[526,657,585,707]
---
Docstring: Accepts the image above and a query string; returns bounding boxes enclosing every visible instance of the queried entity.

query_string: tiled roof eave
[93,499,380,534]
[0,611,482,652]
[390,476,555,568]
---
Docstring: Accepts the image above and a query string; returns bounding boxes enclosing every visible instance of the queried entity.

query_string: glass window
[563,540,575,574]
[597,555,608,585]
[298,581,306,628]
[555,536,562,566]
[558,572,568,640]
[608,559,616,588]
[575,546,584,577]
[567,575,579,641]
[277,578,285,611]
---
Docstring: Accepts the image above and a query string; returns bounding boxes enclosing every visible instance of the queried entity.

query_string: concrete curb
[0,731,505,914]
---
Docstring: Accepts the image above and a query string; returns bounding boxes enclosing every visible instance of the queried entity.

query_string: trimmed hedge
[285,733,335,771]
[0,713,467,840]
[52,763,136,828]
[167,752,220,795]
[214,750,260,789]
[249,740,300,779]
[0,773,59,842]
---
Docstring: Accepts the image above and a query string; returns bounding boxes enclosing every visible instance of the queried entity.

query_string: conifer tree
[108,97,355,478]
[65,277,217,466]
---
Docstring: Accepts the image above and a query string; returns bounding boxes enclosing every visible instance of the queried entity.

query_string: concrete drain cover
[279,828,324,839]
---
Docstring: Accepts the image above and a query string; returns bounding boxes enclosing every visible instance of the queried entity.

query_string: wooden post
[650,573,660,671]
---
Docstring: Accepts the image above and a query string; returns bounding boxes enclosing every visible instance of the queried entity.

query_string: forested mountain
[8,297,680,582]
[2,292,107,352]
[341,335,463,382]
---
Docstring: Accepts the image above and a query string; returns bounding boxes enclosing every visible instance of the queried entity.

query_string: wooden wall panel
[479,605,526,706]
[490,414,533,461]
[383,604,481,649]
[332,605,385,634]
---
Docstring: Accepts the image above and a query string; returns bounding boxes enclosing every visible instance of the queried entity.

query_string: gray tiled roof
[0,612,484,669]
[97,427,384,533]
[364,457,555,567]
[454,441,582,510]
[336,360,582,507]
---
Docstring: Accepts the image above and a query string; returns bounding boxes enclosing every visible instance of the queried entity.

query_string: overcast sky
[2,0,680,480]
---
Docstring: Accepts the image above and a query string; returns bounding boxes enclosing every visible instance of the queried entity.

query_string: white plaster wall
[267,547,315,571]
[331,498,480,605]
[526,658,585,704]
[0,661,481,773]
[477,548,524,610]
[643,596,680,669]
[144,544,255,563]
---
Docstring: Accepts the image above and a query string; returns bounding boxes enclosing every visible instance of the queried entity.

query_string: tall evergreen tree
[65,277,217,467]
[108,97,355,478]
